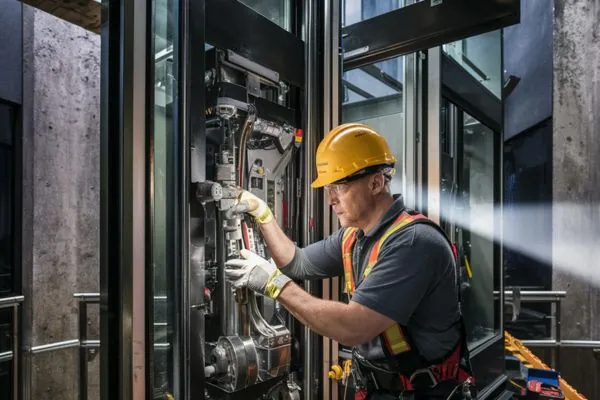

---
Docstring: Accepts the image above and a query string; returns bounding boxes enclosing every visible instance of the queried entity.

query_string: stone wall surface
[22,5,100,400]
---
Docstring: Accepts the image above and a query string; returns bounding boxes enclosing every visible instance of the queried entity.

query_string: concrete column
[22,6,100,400]
[553,0,600,398]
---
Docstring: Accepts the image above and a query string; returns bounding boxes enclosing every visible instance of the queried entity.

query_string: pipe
[30,339,80,354]
[73,293,101,303]
[303,1,318,399]
[237,104,257,187]
[0,351,12,363]
[522,340,600,348]
[0,295,24,309]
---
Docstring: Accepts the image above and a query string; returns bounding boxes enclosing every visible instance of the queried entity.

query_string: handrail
[72,293,171,400]
[0,351,13,363]
[30,339,80,354]
[495,290,567,302]
[504,290,567,302]
[73,292,169,302]
[0,295,23,400]
[522,339,600,348]
[0,295,24,309]
[73,293,100,303]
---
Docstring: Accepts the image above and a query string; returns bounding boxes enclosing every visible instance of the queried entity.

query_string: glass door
[440,99,500,348]
[149,0,181,397]
[437,29,505,397]
[0,101,19,400]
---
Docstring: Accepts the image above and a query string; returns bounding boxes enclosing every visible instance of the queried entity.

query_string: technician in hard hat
[225,123,474,399]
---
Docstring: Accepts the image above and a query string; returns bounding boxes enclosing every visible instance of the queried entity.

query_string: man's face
[325,173,382,228]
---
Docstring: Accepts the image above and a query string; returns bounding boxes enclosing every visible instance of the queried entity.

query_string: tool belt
[353,344,473,396]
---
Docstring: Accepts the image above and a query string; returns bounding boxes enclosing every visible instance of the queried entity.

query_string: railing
[0,295,24,400]
[73,293,100,400]
[72,292,171,400]
[501,289,600,371]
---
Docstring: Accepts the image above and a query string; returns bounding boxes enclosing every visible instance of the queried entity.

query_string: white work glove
[224,249,291,299]
[238,190,273,224]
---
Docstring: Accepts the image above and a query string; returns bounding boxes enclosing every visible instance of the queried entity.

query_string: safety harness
[341,210,475,396]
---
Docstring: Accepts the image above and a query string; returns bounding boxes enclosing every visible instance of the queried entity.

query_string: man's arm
[238,189,343,279]
[276,281,394,346]
[258,219,296,267]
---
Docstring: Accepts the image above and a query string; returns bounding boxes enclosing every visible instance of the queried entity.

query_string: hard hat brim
[311,175,330,188]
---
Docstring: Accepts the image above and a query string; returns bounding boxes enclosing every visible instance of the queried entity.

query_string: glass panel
[0,308,12,353]
[0,360,11,399]
[443,30,502,98]
[0,308,12,399]
[238,0,292,31]
[342,0,419,27]
[441,103,498,348]
[342,55,405,194]
[0,103,15,296]
[459,111,496,346]
[0,104,13,145]
[151,0,179,397]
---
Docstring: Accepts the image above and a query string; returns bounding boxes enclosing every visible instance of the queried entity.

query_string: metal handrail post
[555,299,562,371]
[13,303,19,400]
[79,301,88,400]
[550,300,557,368]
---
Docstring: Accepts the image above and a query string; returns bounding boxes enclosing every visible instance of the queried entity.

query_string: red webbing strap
[341,228,358,294]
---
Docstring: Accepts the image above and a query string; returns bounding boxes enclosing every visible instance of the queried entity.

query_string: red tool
[526,380,565,399]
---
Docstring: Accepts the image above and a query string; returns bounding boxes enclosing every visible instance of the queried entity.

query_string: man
[225,123,474,399]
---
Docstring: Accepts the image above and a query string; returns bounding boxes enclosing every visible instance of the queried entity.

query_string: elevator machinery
[194,47,303,400]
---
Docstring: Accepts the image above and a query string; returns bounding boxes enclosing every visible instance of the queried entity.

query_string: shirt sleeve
[350,224,446,325]
[281,228,345,280]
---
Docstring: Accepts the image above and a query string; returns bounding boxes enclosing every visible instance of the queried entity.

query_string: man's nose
[326,190,338,205]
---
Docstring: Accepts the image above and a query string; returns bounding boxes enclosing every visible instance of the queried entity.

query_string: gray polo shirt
[283,195,461,362]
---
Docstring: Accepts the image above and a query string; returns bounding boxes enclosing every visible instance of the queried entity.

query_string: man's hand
[224,249,291,299]
[238,190,273,224]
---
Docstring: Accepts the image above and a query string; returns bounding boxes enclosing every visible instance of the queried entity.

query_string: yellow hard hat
[311,123,396,188]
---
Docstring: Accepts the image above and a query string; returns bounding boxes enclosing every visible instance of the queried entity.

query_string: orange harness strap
[341,212,428,355]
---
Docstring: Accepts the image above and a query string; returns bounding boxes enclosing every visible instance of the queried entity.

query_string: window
[238,0,293,31]
[443,30,502,98]
[0,103,16,296]
[342,0,420,27]
[440,100,499,347]
[342,55,405,194]
[151,0,179,396]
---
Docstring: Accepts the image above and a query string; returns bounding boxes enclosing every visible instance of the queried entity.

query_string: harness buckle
[409,368,438,389]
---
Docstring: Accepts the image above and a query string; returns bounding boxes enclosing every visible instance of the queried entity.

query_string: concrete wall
[552,0,600,398]
[22,6,100,400]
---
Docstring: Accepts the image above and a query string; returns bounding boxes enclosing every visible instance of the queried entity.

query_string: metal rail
[502,288,600,373]
[31,339,80,354]
[0,295,23,400]
[521,339,600,348]
[71,293,170,400]
[500,290,567,302]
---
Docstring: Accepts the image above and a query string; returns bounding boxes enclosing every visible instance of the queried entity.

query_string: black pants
[365,380,467,400]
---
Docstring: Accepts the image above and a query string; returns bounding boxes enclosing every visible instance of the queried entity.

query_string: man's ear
[371,173,385,194]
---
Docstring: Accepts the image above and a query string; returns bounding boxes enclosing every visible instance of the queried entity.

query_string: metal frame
[322,0,342,398]
[0,296,23,400]
[303,1,322,399]
[100,0,148,397]
[432,40,507,397]
[205,0,305,88]
[441,53,502,133]
[435,94,506,395]
[426,47,441,223]
[342,0,520,70]
[180,0,206,397]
